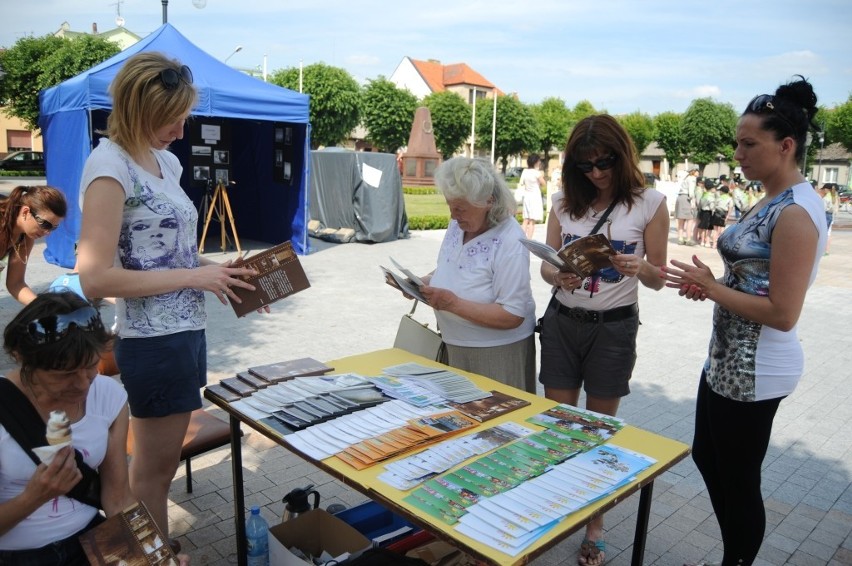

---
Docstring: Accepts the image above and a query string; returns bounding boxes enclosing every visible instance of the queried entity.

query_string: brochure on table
[211,348,690,565]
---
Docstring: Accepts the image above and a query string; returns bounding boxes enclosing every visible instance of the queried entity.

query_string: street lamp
[816,130,826,185]
[224,46,243,64]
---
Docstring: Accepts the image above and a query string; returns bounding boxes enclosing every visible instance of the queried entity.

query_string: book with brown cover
[79,500,179,565]
[228,241,310,317]
[248,357,334,382]
[446,390,531,422]
[519,234,616,279]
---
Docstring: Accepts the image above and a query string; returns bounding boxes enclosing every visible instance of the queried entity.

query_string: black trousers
[692,373,783,566]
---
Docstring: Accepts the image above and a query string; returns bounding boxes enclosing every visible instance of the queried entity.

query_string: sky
[3,0,851,116]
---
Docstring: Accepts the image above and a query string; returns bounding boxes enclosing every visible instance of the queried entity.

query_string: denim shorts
[538,302,639,398]
[115,330,207,418]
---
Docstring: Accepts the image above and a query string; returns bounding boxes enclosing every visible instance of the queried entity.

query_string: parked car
[0,150,45,173]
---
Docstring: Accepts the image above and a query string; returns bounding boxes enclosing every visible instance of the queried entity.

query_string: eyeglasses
[32,212,59,232]
[158,65,193,90]
[575,154,617,173]
[27,306,104,345]
[747,94,796,131]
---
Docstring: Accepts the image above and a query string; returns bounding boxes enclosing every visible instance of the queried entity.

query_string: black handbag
[0,378,103,509]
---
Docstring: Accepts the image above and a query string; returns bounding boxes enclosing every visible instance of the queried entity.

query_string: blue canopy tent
[38,23,311,268]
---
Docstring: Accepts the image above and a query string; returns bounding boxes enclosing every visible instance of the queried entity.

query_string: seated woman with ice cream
[0,291,135,564]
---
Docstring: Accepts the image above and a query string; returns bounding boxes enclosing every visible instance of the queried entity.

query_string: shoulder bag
[393,300,448,363]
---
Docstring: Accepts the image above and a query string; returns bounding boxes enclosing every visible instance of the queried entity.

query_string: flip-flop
[578,538,606,566]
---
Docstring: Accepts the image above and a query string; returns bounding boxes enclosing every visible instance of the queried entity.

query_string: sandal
[578,538,606,565]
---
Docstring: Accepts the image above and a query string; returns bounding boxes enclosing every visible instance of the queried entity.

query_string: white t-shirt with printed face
[80,138,205,338]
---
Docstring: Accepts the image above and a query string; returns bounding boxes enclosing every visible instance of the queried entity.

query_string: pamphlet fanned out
[228,240,310,317]
[382,257,431,303]
[519,235,617,279]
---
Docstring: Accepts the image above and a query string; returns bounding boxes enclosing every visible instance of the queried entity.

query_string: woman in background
[821,183,838,254]
[518,154,546,238]
[537,114,669,566]
[663,76,826,566]
[0,185,66,304]
[418,157,537,393]
[76,52,257,546]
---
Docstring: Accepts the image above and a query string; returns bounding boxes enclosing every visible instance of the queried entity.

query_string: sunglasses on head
[27,306,104,345]
[32,212,58,232]
[747,94,796,131]
[575,154,617,173]
[157,65,193,90]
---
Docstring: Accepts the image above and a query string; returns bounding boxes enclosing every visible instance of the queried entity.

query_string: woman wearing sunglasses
[0,292,131,564]
[76,52,257,546]
[663,77,825,566]
[537,114,669,566]
[0,185,66,305]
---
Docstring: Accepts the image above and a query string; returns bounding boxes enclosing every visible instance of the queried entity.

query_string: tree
[474,95,537,171]
[653,112,686,166]
[422,90,471,159]
[0,34,120,131]
[825,96,852,151]
[359,77,417,153]
[530,97,571,173]
[570,100,598,126]
[617,111,656,155]
[681,98,738,171]
[269,63,361,149]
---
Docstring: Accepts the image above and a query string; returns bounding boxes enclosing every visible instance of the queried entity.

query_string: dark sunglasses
[575,154,617,173]
[27,306,104,345]
[158,65,193,90]
[32,212,59,232]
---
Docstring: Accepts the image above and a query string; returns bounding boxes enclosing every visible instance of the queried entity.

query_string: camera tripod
[198,179,241,254]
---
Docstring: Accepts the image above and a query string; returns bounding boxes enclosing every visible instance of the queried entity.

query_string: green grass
[403,192,448,217]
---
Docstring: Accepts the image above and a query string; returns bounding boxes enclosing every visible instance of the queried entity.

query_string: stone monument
[401,106,442,186]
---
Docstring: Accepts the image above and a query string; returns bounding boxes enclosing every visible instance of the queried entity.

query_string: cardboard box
[269,509,371,566]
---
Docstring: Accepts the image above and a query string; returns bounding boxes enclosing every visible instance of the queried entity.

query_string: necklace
[12,237,28,265]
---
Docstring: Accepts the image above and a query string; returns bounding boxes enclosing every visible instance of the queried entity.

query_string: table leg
[631,481,654,566]
[230,416,247,566]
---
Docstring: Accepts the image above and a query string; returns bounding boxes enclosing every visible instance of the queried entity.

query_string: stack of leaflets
[379,422,536,490]
[337,411,480,470]
[368,374,445,407]
[382,363,491,404]
[282,399,443,460]
[455,444,655,556]
[525,403,624,443]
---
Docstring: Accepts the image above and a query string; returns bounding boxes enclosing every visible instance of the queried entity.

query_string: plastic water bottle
[245,506,269,566]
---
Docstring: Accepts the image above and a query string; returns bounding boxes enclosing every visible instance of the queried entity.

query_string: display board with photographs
[190,118,231,190]
[272,122,302,185]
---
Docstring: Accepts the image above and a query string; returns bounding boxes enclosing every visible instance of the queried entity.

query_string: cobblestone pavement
[2,178,849,565]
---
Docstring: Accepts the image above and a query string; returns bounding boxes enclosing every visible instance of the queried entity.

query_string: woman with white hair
[417,157,537,393]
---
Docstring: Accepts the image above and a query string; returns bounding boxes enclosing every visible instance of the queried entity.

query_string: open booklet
[227,240,310,317]
[380,256,428,303]
[519,235,617,279]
